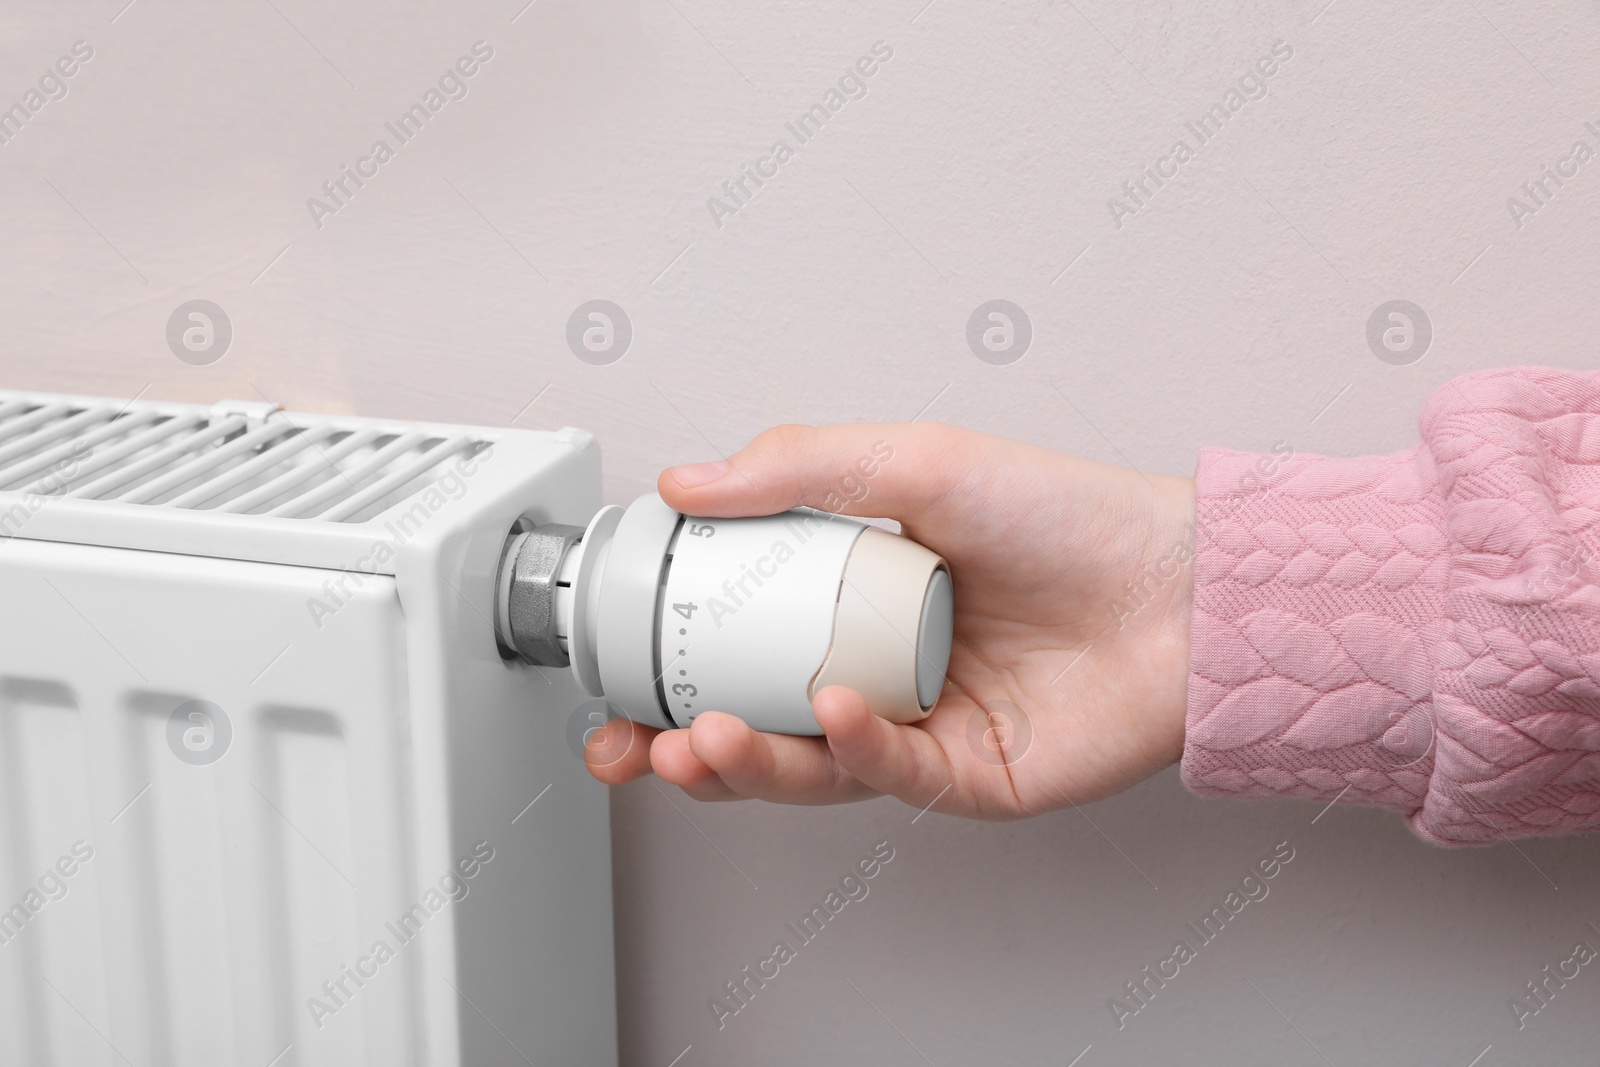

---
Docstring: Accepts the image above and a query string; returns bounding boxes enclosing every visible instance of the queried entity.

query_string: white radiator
[0,389,617,1066]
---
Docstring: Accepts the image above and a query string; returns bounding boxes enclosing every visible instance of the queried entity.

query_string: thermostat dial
[497,494,954,736]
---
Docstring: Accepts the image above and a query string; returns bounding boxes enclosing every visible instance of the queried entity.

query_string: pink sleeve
[1182,366,1600,845]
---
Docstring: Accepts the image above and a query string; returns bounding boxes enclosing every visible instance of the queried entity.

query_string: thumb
[657,422,973,521]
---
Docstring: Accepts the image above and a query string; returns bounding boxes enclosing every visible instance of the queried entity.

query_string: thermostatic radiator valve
[495,494,954,735]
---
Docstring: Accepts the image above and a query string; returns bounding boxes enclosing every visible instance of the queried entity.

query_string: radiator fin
[0,399,487,525]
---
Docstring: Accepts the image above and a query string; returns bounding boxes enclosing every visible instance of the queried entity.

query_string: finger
[657,422,979,523]
[649,728,743,802]
[683,711,880,805]
[584,718,660,784]
[813,686,954,809]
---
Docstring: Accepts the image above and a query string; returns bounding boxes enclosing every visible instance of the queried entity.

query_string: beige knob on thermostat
[809,526,954,724]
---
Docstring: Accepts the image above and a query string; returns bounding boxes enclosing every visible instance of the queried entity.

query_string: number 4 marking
[673,602,697,619]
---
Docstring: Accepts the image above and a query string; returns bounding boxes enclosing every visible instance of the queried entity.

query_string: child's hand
[584,422,1195,819]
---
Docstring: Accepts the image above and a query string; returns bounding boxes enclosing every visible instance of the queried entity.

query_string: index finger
[657,422,979,524]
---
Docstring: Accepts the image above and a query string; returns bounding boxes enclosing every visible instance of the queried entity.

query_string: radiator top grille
[0,395,491,525]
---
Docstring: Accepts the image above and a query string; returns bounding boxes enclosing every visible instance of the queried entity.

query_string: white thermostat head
[496,494,954,735]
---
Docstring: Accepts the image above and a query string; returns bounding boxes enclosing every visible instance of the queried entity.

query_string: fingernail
[670,461,729,488]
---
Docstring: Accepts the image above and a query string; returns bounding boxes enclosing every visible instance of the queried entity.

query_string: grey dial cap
[915,568,954,709]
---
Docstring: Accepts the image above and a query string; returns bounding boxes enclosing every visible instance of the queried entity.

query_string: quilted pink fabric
[1183,366,1600,845]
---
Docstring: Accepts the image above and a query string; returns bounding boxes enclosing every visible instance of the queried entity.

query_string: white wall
[4,0,1599,1063]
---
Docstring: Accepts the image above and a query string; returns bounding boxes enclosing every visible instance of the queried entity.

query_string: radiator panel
[0,540,421,1067]
[0,393,616,1066]
[0,679,106,1067]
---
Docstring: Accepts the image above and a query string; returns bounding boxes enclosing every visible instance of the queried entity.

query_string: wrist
[1150,473,1196,768]
[1102,470,1196,775]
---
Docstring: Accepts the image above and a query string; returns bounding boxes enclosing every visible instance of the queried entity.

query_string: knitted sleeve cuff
[1182,368,1600,845]
[1180,442,1450,822]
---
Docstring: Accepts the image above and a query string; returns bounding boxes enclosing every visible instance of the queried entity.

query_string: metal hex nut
[504,523,585,667]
